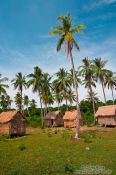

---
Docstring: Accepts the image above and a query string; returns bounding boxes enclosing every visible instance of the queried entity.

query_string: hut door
[11,122,18,135]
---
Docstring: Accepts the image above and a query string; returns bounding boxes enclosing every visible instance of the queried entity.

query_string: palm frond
[49,30,63,35]
[73,39,80,51]
[52,26,63,30]
[71,24,86,33]
[56,36,65,52]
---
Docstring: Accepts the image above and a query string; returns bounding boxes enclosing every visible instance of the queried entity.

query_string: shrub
[18,144,27,151]
[80,131,96,143]
[65,163,75,173]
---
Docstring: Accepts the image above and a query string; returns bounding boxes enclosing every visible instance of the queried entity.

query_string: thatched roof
[95,105,116,117]
[45,111,62,120]
[63,110,81,121]
[0,111,24,124]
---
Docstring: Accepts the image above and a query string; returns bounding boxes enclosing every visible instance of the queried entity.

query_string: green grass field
[0,127,116,175]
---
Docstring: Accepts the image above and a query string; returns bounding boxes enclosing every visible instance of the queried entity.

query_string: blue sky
[0,0,116,106]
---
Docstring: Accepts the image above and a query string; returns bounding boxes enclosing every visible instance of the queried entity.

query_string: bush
[18,144,27,151]
[81,131,96,143]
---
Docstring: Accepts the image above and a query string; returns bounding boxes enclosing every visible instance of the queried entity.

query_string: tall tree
[54,68,71,110]
[50,14,86,139]
[40,73,52,116]
[79,58,96,122]
[93,58,108,104]
[52,79,63,110]
[86,91,99,108]
[105,70,116,104]
[11,72,27,111]
[14,92,22,110]
[67,90,76,106]
[27,67,44,127]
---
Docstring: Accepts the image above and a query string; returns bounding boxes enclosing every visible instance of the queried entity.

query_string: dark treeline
[0,58,116,127]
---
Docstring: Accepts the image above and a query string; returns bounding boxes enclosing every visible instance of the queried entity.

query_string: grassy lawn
[0,127,116,175]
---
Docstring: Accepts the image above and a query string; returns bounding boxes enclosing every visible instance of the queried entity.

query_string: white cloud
[83,0,116,11]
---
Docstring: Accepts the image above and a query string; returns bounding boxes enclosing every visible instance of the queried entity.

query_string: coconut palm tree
[79,58,96,122]
[69,69,81,102]
[47,93,54,110]
[40,73,52,116]
[11,72,27,111]
[0,74,9,95]
[93,58,108,104]
[52,79,63,110]
[55,92,63,110]
[86,91,99,107]
[69,69,81,88]
[50,13,86,139]
[67,90,76,106]
[14,92,22,110]
[55,68,71,110]
[105,70,116,104]
[27,67,44,126]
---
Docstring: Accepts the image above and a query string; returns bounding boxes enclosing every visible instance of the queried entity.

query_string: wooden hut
[63,110,82,128]
[95,105,116,126]
[44,111,63,127]
[0,111,26,136]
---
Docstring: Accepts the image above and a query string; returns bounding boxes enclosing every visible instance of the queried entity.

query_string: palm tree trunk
[45,103,47,116]
[38,90,44,128]
[58,101,59,111]
[111,87,115,105]
[76,87,80,103]
[20,88,23,112]
[59,102,61,111]
[101,81,107,104]
[66,98,68,111]
[43,106,46,118]
[89,86,96,124]
[70,51,81,140]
